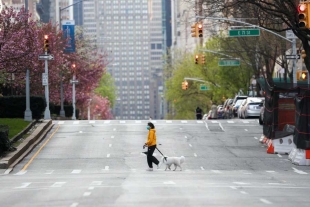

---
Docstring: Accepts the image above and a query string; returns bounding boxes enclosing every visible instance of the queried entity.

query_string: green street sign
[229,29,260,37]
[200,85,208,91]
[218,59,240,66]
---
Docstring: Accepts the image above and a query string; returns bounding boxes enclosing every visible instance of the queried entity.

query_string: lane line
[292,167,308,175]
[109,144,112,147]
[184,136,187,139]
[70,203,79,207]
[200,166,205,170]
[219,123,224,131]
[91,181,103,186]
[22,125,60,171]
[51,182,66,187]
[45,170,54,174]
[260,198,272,204]
[194,153,197,157]
[240,191,248,194]
[189,144,192,147]
[244,129,248,131]
[111,136,114,139]
[107,154,110,158]
[15,182,31,188]
[71,170,81,174]
[211,170,222,174]
[88,187,95,190]
[14,170,27,175]
[254,137,258,139]
[277,154,282,158]
[83,192,91,196]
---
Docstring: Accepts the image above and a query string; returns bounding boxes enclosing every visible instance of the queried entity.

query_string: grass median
[0,118,30,140]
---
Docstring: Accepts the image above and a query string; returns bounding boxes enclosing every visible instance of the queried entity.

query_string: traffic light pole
[196,16,297,84]
[43,50,51,119]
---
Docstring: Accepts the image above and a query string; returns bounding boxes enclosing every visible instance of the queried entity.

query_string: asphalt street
[0,119,309,207]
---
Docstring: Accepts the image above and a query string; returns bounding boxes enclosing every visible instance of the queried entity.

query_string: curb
[0,120,53,169]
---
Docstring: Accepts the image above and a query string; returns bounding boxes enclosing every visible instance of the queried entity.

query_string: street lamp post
[58,0,87,117]
[87,99,92,120]
[70,64,78,120]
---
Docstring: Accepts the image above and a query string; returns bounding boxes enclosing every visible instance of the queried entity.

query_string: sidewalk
[0,120,53,174]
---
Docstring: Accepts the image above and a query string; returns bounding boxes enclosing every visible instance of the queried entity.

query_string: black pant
[147,145,159,168]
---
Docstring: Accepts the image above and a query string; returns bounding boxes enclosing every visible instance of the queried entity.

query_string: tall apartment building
[82,0,164,120]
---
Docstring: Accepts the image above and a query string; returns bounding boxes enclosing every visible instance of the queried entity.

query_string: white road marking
[45,170,54,174]
[194,153,197,157]
[219,123,224,131]
[88,187,95,190]
[83,192,91,196]
[51,182,66,187]
[70,203,79,207]
[230,186,237,190]
[254,137,258,139]
[189,144,192,147]
[260,198,272,204]
[211,121,218,123]
[181,120,187,123]
[113,128,116,131]
[135,120,141,123]
[104,166,109,170]
[79,131,83,133]
[211,170,222,174]
[266,171,276,173]
[184,136,187,139]
[89,120,95,124]
[205,123,209,131]
[196,120,203,123]
[242,121,249,123]
[240,191,248,194]
[58,121,64,124]
[91,181,103,186]
[200,166,205,170]
[233,182,249,185]
[292,167,308,175]
[104,120,110,124]
[14,170,27,175]
[180,128,182,130]
[4,168,12,175]
[111,136,114,139]
[73,121,79,124]
[107,154,110,158]
[163,181,175,184]
[244,129,248,131]
[119,121,126,124]
[71,170,81,174]
[227,121,234,123]
[15,182,31,188]
[109,144,112,147]
[166,120,172,123]
[277,154,282,158]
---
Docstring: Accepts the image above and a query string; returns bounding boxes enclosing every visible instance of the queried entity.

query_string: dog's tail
[180,156,185,164]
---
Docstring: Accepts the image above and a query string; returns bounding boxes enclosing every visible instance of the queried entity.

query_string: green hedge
[0,96,45,119]
[50,105,79,119]
[0,124,16,155]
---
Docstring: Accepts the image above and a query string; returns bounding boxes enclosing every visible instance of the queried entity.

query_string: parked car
[240,97,265,118]
[258,100,265,125]
[232,95,248,106]
[232,99,244,117]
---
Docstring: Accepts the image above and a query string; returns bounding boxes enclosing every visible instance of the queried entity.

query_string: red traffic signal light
[298,3,308,28]
[197,23,203,37]
[43,35,49,51]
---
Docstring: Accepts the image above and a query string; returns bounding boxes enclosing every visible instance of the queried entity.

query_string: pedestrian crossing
[53,119,259,125]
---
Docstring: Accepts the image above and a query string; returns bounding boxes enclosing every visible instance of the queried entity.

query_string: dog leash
[156,147,167,161]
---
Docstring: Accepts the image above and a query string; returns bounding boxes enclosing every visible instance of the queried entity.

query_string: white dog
[161,156,185,171]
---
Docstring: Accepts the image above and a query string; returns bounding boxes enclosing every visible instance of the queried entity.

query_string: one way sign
[38,54,54,60]
[285,55,300,59]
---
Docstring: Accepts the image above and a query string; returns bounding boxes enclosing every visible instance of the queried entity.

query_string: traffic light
[184,81,188,90]
[197,23,203,37]
[200,55,205,64]
[191,23,198,37]
[43,35,49,51]
[298,3,308,28]
[195,54,199,64]
[181,81,189,90]
[301,71,308,81]
[301,49,306,62]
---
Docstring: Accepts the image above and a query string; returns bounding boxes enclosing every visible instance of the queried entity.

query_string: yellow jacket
[145,129,156,146]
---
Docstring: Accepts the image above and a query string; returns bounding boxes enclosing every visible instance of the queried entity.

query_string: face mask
[146,126,150,130]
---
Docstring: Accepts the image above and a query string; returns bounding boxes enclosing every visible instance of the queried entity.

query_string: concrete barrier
[0,120,53,169]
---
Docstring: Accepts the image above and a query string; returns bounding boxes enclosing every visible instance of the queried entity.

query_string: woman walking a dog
[143,122,160,171]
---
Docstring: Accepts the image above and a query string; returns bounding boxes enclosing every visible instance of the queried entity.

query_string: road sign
[229,29,260,37]
[42,73,48,86]
[285,55,300,59]
[70,80,79,84]
[218,59,240,66]
[38,54,54,60]
[200,85,209,91]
